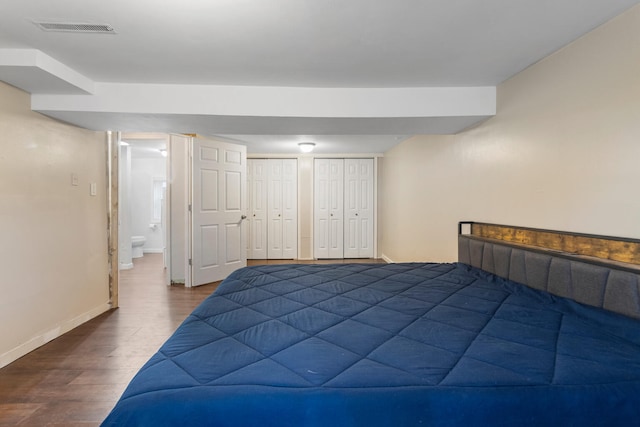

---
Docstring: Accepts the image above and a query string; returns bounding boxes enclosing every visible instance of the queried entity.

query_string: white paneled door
[314,158,374,259]
[191,137,247,286]
[344,159,374,258]
[267,159,298,259]
[247,159,267,259]
[247,159,298,260]
[314,159,345,258]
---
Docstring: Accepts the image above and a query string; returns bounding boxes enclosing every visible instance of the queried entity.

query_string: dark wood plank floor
[0,255,384,426]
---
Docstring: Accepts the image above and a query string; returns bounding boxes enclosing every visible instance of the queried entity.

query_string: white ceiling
[1,0,638,153]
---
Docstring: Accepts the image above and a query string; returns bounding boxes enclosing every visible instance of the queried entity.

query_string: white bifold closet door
[247,159,297,259]
[343,159,374,258]
[247,159,268,259]
[314,159,344,258]
[267,159,298,259]
[314,158,374,259]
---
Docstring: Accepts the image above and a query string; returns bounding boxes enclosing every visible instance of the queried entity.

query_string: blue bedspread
[102,263,640,426]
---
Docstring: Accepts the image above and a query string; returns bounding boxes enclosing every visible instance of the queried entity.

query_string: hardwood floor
[0,255,384,426]
[0,254,218,426]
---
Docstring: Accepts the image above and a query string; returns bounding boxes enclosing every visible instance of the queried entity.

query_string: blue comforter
[102,263,640,426]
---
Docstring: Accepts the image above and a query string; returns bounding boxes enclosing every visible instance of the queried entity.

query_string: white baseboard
[120,262,134,270]
[0,302,111,369]
[143,248,164,254]
[381,253,395,264]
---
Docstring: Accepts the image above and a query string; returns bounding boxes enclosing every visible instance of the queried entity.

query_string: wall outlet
[90,182,97,196]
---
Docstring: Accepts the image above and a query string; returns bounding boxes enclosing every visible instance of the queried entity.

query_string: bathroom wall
[118,144,133,269]
[131,157,167,253]
[0,81,109,368]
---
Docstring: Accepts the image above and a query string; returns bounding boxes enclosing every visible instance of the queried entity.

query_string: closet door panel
[344,159,374,258]
[314,165,330,258]
[344,217,358,256]
[343,159,359,258]
[249,158,298,260]
[281,159,298,259]
[328,159,344,258]
[357,159,374,258]
[267,160,283,258]
[313,159,330,258]
[266,159,297,259]
[314,159,344,259]
[247,159,267,259]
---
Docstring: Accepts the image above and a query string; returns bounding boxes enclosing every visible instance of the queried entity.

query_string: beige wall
[380,5,640,263]
[0,82,110,367]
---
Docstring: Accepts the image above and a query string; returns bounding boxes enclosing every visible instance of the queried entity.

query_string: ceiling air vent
[33,21,116,34]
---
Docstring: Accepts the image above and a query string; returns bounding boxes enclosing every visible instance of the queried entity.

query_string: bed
[102,222,640,426]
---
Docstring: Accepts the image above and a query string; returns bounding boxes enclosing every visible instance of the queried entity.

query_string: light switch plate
[71,173,79,186]
[90,182,97,196]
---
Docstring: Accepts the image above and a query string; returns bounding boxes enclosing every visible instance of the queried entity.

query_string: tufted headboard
[458,222,640,319]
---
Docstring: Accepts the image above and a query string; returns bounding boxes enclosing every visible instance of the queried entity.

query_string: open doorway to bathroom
[118,133,169,284]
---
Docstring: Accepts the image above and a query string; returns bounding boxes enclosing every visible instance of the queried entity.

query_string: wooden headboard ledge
[458,222,640,319]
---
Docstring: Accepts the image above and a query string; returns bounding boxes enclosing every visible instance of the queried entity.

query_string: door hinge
[188,204,192,212]
[188,258,192,266]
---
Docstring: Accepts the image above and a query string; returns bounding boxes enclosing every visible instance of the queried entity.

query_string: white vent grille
[33,21,116,34]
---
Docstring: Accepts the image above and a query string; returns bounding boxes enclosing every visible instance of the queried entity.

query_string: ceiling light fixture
[298,142,316,153]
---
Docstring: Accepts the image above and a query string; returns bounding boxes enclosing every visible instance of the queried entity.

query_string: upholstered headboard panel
[459,231,640,320]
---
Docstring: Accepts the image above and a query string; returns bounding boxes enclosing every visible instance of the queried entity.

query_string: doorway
[109,133,248,307]
[117,132,170,283]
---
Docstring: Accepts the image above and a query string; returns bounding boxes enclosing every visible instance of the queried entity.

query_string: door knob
[241,215,247,220]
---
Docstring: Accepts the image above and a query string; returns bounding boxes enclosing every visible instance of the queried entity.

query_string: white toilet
[131,236,146,258]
